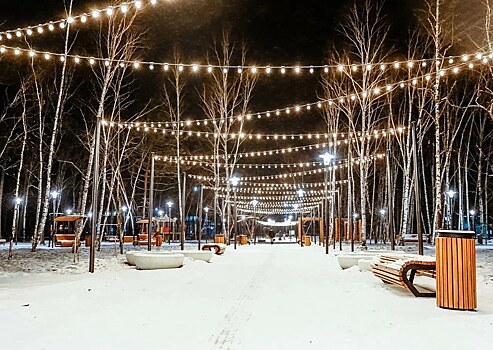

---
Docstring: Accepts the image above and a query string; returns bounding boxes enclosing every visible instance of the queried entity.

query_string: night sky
[0,0,425,153]
[3,0,416,62]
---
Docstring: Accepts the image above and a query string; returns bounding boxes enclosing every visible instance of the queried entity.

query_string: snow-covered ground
[1,242,492,350]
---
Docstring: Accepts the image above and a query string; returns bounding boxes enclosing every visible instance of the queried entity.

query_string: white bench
[126,250,179,266]
[133,253,184,270]
[172,250,213,262]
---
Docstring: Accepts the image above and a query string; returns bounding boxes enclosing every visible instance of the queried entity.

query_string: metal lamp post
[8,197,22,259]
[204,206,209,243]
[293,203,299,245]
[251,200,259,244]
[167,201,173,243]
[379,209,386,243]
[319,152,335,254]
[229,176,240,249]
[297,189,305,247]
[469,209,476,236]
[49,191,59,247]
[446,190,456,229]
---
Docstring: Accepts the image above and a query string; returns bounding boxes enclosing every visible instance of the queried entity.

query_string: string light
[185,154,384,182]
[0,1,158,40]
[102,120,405,144]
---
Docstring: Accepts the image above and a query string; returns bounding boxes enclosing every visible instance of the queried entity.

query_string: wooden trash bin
[436,230,477,310]
[239,235,248,245]
[303,236,311,246]
[214,234,225,244]
[85,234,91,247]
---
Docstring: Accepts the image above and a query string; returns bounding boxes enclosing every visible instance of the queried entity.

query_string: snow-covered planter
[337,253,377,270]
[172,250,213,262]
[126,251,179,266]
[358,258,378,272]
[133,253,184,270]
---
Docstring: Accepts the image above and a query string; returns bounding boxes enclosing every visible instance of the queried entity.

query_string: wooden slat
[436,237,477,310]
[457,238,464,309]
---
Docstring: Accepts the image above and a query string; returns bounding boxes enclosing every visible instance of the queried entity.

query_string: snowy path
[0,244,492,349]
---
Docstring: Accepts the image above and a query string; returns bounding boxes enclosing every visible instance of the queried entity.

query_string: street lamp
[469,209,476,236]
[49,191,60,247]
[319,152,336,253]
[446,190,456,229]
[229,176,240,249]
[167,201,173,241]
[251,199,259,244]
[204,207,209,242]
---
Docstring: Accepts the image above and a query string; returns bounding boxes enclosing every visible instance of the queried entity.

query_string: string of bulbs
[0,1,154,40]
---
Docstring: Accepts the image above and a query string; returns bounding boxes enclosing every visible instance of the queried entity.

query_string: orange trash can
[436,230,476,310]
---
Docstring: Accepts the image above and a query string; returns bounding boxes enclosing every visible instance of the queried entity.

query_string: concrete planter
[126,250,178,266]
[172,250,213,262]
[133,253,184,270]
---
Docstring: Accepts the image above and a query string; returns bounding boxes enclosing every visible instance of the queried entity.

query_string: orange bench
[137,234,163,246]
[53,234,81,248]
[372,254,436,297]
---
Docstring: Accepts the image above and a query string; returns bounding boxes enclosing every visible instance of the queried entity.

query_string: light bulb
[27,29,33,35]
[48,24,54,31]
[121,5,128,13]
[44,53,50,60]
[59,22,66,29]
[251,66,257,73]
[280,67,286,74]
[207,65,212,73]
[294,66,300,74]
[135,1,143,9]
[178,64,184,72]
[92,10,100,18]
[106,8,113,16]
[67,16,74,24]
[74,57,80,63]
[265,66,271,74]
[164,64,169,71]
[16,31,21,37]
[89,58,95,65]
[28,50,35,57]
[81,15,87,23]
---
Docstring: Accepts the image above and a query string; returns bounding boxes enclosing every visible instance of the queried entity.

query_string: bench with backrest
[371,254,436,297]
[137,233,156,246]
[201,243,226,255]
[53,234,80,248]
[122,236,135,244]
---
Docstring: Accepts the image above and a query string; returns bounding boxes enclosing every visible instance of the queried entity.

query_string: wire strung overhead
[0,0,155,40]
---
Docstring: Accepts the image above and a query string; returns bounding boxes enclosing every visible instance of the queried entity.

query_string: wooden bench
[202,243,226,255]
[122,236,135,244]
[379,254,436,279]
[372,254,436,297]
[137,234,157,246]
[53,234,81,248]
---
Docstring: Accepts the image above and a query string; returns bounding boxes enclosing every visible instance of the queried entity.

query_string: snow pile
[0,243,492,349]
